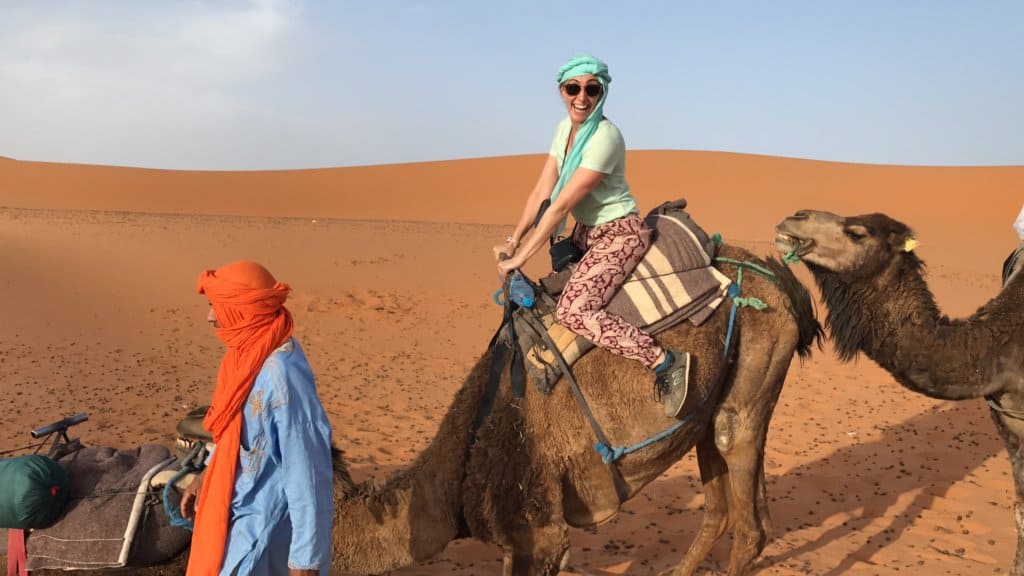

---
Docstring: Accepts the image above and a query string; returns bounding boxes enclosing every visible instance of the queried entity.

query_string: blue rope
[593,408,700,464]
[161,444,203,531]
[723,282,741,359]
[162,467,195,530]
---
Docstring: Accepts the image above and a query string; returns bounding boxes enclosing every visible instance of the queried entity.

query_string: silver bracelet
[505,235,519,246]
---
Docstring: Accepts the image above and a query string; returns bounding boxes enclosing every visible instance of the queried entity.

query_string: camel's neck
[331,352,492,574]
[815,256,1006,400]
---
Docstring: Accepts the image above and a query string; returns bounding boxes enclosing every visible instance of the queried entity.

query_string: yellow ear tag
[903,238,920,252]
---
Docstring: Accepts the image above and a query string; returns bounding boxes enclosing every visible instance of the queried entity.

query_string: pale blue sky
[1,1,1021,170]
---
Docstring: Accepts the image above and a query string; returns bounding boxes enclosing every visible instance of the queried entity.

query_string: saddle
[4,409,215,574]
[513,199,733,394]
[9,445,190,571]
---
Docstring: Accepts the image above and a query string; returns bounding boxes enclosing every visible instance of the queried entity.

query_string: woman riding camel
[495,54,691,418]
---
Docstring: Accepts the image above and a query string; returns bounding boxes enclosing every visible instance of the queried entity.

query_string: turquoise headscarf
[550,55,612,235]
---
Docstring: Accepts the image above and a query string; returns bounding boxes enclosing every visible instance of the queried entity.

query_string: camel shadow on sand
[756,401,1004,575]
[754,402,1000,575]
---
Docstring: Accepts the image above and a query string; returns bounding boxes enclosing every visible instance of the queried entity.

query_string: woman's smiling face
[560,74,603,125]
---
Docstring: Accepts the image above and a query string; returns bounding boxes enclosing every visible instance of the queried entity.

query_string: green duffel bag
[0,454,70,529]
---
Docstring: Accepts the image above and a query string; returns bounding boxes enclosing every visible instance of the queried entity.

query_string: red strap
[6,529,28,576]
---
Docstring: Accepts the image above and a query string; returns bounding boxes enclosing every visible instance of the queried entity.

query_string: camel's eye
[844,226,868,241]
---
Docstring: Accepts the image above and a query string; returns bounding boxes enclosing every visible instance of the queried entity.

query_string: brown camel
[3,245,820,576]
[327,244,820,576]
[773,209,1024,575]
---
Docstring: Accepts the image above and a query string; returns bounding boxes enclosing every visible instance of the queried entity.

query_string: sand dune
[0,152,1021,574]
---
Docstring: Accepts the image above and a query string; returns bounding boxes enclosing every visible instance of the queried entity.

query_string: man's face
[207,304,221,329]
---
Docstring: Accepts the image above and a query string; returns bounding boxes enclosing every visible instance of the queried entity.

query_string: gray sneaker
[654,350,691,418]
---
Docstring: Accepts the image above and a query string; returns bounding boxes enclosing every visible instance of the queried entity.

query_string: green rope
[733,296,767,310]
[710,233,776,312]
[714,257,777,280]
[709,232,795,311]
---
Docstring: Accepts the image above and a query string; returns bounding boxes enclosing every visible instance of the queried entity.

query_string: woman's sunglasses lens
[563,84,602,97]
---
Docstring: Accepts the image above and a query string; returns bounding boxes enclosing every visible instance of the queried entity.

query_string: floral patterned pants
[555,215,663,368]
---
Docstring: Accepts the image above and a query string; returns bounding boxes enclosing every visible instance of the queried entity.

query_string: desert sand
[1,151,1023,574]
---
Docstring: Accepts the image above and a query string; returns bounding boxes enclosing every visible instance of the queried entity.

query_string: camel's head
[774,210,919,280]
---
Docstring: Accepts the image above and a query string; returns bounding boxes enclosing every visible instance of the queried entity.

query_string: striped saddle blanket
[516,200,732,392]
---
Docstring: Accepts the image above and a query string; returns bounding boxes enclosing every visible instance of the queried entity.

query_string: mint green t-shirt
[549,117,639,227]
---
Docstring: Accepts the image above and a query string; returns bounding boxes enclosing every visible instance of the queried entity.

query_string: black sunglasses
[562,83,602,98]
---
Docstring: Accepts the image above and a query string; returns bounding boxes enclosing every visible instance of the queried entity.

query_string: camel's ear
[903,238,920,252]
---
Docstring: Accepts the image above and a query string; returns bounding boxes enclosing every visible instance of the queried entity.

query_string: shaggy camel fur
[774,209,1024,575]
[4,245,820,576]
[328,244,820,576]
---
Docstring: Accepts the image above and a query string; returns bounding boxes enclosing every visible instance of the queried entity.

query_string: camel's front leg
[1003,434,1024,575]
[714,337,791,576]
[991,412,1024,575]
[674,429,731,576]
[1013,501,1024,576]
[501,524,570,576]
[716,408,767,576]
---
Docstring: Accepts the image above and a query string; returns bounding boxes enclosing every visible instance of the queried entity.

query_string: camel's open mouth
[773,231,812,256]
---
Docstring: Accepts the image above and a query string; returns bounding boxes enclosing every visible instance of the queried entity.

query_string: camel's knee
[714,408,739,453]
[715,407,767,461]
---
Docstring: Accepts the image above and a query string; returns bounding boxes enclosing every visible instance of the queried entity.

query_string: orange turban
[187,261,293,576]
